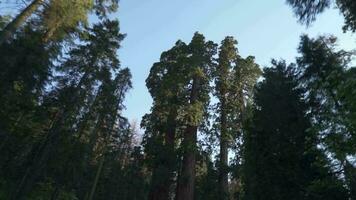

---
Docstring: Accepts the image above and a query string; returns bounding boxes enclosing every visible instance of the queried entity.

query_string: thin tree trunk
[176,77,199,200]
[87,81,125,200]
[219,97,229,200]
[0,0,44,45]
[87,154,105,200]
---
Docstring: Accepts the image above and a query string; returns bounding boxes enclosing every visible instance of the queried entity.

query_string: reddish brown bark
[176,77,199,200]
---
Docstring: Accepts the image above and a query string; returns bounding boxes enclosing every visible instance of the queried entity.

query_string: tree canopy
[0,1,355,200]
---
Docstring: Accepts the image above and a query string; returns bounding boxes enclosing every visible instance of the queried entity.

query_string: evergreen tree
[176,33,217,200]
[243,60,348,200]
[214,36,261,199]
[296,34,356,199]
[286,0,356,32]
[215,36,238,199]
[144,40,190,200]
[0,0,120,44]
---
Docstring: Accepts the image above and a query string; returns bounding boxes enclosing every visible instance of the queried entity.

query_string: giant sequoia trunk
[176,77,199,200]
[176,125,197,200]
[219,97,229,200]
[148,111,177,200]
[0,0,44,45]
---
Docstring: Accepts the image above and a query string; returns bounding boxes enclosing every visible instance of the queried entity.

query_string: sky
[117,0,356,123]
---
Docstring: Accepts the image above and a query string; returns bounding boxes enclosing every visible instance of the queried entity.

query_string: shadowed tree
[144,40,190,200]
[296,35,356,199]
[243,60,348,200]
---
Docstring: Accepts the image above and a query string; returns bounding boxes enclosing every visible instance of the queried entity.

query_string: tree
[213,36,261,199]
[296,34,356,199]
[243,60,348,200]
[0,0,120,44]
[86,68,132,200]
[215,36,239,199]
[176,32,217,200]
[0,0,44,44]
[2,18,127,200]
[286,0,356,32]
[195,151,219,200]
[0,22,55,199]
[144,40,190,200]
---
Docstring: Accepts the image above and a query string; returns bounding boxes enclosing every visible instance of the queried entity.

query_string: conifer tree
[286,0,356,32]
[214,36,260,199]
[176,32,217,200]
[243,60,348,200]
[296,35,356,199]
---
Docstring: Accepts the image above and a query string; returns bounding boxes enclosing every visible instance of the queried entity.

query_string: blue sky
[117,0,356,123]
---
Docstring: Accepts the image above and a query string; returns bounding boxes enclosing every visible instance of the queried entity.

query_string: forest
[0,0,355,199]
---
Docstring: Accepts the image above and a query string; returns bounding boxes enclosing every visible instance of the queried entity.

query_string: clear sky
[117,0,356,123]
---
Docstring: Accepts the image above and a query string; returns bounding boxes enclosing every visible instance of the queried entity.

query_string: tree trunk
[0,0,44,45]
[176,77,199,200]
[87,154,105,200]
[219,97,229,200]
[176,125,197,200]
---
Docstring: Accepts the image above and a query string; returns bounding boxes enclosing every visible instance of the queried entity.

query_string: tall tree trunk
[176,125,197,200]
[0,0,44,45]
[219,97,229,200]
[148,110,177,200]
[87,154,105,200]
[176,77,199,200]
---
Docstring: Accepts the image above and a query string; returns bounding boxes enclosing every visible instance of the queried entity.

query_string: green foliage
[41,0,94,41]
[297,35,355,157]
[296,34,356,199]
[1,2,355,199]
[286,0,356,32]
[0,0,120,44]
[0,3,145,198]
[27,179,78,200]
[195,152,219,200]
[178,102,204,126]
[242,60,348,200]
